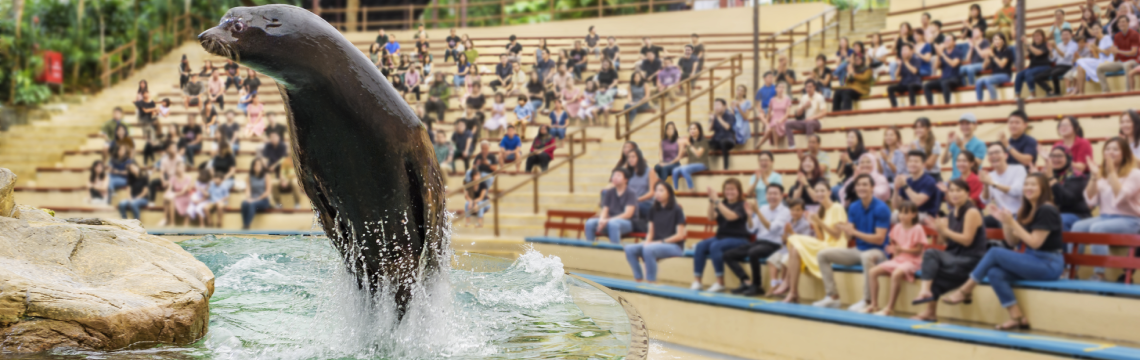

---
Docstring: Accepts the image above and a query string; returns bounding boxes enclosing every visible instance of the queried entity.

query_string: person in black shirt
[451,122,475,172]
[135,91,160,139]
[690,33,706,71]
[212,144,237,186]
[117,163,150,219]
[223,59,242,91]
[567,40,589,79]
[489,54,513,92]
[468,141,499,188]
[941,173,1065,331]
[463,171,491,227]
[181,115,204,165]
[586,26,601,58]
[505,35,523,63]
[445,28,462,63]
[602,36,620,71]
[639,51,663,83]
[1013,29,1054,98]
[691,178,752,293]
[243,68,261,94]
[596,59,618,90]
[638,37,664,64]
[375,28,388,48]
[625,182,688,283]
[678,45,699,93]
[263,112,286,140]
[1046,147,1091,230]
[262,131,289,175]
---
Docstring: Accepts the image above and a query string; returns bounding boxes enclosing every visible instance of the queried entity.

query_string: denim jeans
[672,163,708,190]
[959,63,985,85]
[624,102,652,124]
[117,197,148,219]
[975,73,1011,101]
[185,143,202,165]
[109,174,129,193]
[625,242,684,282]
[550,127,566,140]
[1060,212,1084,232]
[693,237,751,277]
[655,163,681,184]
[240,198,271,229]
[1072,214,1140,275]
[454,75,466,87]
[465,199,491,218]
[526,99,543,113]
[835,60,849,86]
[888,61,899,81]
[585,218,633,244]
[1014,66,1053,95]
[970,248,1065,307]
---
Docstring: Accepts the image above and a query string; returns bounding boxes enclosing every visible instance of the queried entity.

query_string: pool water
[23,235,630,360]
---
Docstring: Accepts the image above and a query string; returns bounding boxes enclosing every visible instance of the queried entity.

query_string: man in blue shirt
[1001,110,1038,167]
[754,71,776,112]
[385,34,400,55]
[813,174,890,310]
[500,125,522,172]
[942,113,987,179]
[924,34,964,105]
[896,150,942,218]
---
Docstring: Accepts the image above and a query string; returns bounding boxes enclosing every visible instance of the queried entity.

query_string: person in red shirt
[1053,116,1094,175]
[1096,18,1140,92]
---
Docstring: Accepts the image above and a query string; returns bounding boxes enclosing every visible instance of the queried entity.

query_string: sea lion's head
[199,5,346,87]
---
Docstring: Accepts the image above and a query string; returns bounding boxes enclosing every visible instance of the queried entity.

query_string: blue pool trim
[149,229,327,236]
[525,236,1140,297]
[575,273,1140,360]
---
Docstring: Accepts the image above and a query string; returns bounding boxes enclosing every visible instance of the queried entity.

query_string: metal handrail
[760,6,839,69]
[612,53,743,141]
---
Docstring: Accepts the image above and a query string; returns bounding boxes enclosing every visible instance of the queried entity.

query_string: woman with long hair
[976,32,1014,101]
[625,182,687,284]
[956,151,985,206]
[691,178,751,292]
[165,162,195,226]
[1073,137,1140,279]
[943,174,1066,331]
[241,157,275,230]
[117,163,150,220]
[623,71,652,122]
[834,37,854,86]
[87,161,110,205]
[178,55,192,89]
[525,125,556,173]
[1053,116,1094,174]
[879,126,906,181]
[773,180,845,302]
[813,54,834,98]
[911,179,987,321]
[889,22,915,81]
[1122,110,1140,156]
[965,4,988,36]
[912,117,943,180]
[764,82,792,147]
[1014,29,1054,98]
[707,99,737,170]
[561,80,584,122]
[1047,147,1092,231]
[787,155,825,213]
[654,122,682,182]
[832,55,874,111]
[672,123,709,190]
[837,129,866,181]
[548,100,569,140]
[454,53,472,88]
[839,153,891,205]
[624,148,659,217]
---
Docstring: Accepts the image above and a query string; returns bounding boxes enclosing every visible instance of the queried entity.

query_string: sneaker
[847,300,869,312]
[729,284,751,295]
[689,281,702,291]
[812,297,842,308]
[705,283,726,293]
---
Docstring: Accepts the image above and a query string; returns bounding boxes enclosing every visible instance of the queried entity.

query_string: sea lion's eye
[234,21,246,32]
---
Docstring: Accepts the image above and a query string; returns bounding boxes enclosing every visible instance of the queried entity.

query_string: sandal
[911,296,936,305]
[995,318,1031,331]
[940,291,972,305]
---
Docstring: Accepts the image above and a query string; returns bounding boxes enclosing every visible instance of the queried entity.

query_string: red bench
[543,209,595,238]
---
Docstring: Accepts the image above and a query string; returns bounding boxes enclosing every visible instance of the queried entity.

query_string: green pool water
[22,235,631,359]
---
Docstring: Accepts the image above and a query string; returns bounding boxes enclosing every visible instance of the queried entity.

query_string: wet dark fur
[198,5,446,316]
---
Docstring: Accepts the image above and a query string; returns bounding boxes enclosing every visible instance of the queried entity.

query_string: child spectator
[691,178,751,292]
[514,95,535,136]
[485,93,508,138]
[240,158,274,230]
[624,182,686,284]
[764,198,814,293]
[864,201,927,315]
[206,173,229,228]
[725,184,791,296]
[578,82,598,124]
[593,81,617,126]
[549,100,569,140]
[188,169,212,227]
[500,125,523,172]
[585,168,639,244]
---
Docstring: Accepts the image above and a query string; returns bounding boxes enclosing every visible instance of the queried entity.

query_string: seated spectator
[623,72,652,123]
[785,80,827,149]
[262,131,288,176]
[1124,110,1140,156]
[762,198,813,292]
[955,151,985,206]
[524,70,545,112]
[637,37,664,69]
[385,34,400,56]
[657,57,682,100]
[602,36,620,71]
[1074,137,1140,279]
[725,184,791,296]
[836,129,866,184]
[463,171,491,228]
[943,174,1066,331]
[1074,6,1100,41]
[747,151,782,207]
[864,201,928,315]
[943,114,987,180]
[207,71,225,110]
[839,153,891,206]
[622,148,658,217]
[489,54,513,92]
[272,157,303,209]
[504,35,523,63]
[456,108,481,135]
[561,81,584,123]
[108,124,135,162]
[691,178,751,292]
[673,123,709,190]
[596,58,619,92]
[263,112,286,140]
[965,4,988,37]
[1053,116,1094,174]
[815,174,890,310]
[787,155,825,213]
[109,145,133,193]
[180,114,204,165]
[206,173,230,228]
[1047,147,1092,230]
[223,59,242,91]
[678,45,699,93]
[198,60,215,77]
[888,22,915,82]
[878,127,907,182]
[913,32,933,78]
[465,82,488,115]
[585,169,639,244]
[833,37,855,86]
[567,40,589,79]
[434,130,454,173]
[812,55,834,98]
[464,38,479,66]
[773,180,845,302]
[640,51,663,84]
[1014,30,1054,98]
[182,73,203,109]
[486,93,508,138]
[451,122,475,172]
[468,141,499,187]
[707,99,736,169]
[1000,110,1038,168]
[894,150,942,220]
[912,117,942,180]
[525,125,555,173]
[1096,18,1139,93]
[243,68,261,94]
[887,43,923,108]
[87,161,110,206]
[754,71,776,115]
[149,142,182,207]
[911,179,987,320]
[832,55,874,112]
[178,55,192,89]
[990,0,1015,39]
[729,84,752,140]
[869,33,892,74]
[1073,25,1113,95]
[976,33,1014,102]
[654,122,681,182]
[925,33,964,105]
[240,158,274,230]
[624,182,687,284]
[212,144,237,189]
[218,110,241,154]
[549,100,569,140]
[500,125,523,172]
[1037,29,1078,97]
[593,82,617,126]
[982,143,1028,228]
[164,163,195,226]
[514,95,535,133]
[761,82,791,147]
[960,27,990,86]
[773,55,796,85]
[453,53,471,87]
[368,43,384,68]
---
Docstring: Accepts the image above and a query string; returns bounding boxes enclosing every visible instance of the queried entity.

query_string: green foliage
[426,0,663,28]
[13,56,51,106]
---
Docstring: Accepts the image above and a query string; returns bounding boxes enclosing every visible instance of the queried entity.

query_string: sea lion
[198,5,447,316]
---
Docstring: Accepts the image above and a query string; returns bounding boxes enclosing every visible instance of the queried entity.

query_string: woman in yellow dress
[771,180,848,303]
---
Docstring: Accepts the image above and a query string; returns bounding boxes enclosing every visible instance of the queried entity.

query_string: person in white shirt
[1036,28,1079,97]
[784,80,828,148]
[724,184,791,296]
[1073,25,1114,95]
[981,143,1027,228]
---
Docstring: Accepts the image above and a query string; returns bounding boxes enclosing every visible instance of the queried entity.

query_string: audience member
[730,84,753,143]
[182,73,203,109]
[912,117,943,180]
[1015,30,1054,98]
[836,129,866,183]
[505,35,523,63]
[839,153,891,206]
[1000,110,1038,167]
[212,143,237,189]
[87,161,110,205]
[116,163,149,219]
[725,185,791,296]
[707,99,737,170]
[960,27,991,86]
[1073,25,1113,95]
[943,174,1065,331]
[623,148,658,217]
[982,143,1028,228]
[434,130,454,174]
[832,55,874,112]
[561,81,584,122]
[164,163,195,226]
[657,57,682,101]
[640,51,663,84]
[888,43,923,108]
[775,181,844,303]
[451,122,474,173]
[678,45,699,92]
[653,123,683,186]
[178,55,192,89]
[206,173,229,228]
[525,125,556,173]
[549,101,569,140]
[834,37,855,86]
[926,33,964,105]
[469,141,500,187]
[914,32,933,77]
[515,95,536,132]
[593,81,617,126]
[1096,18,1139,93]
[625,182,687,284]
[585,168,639,244]
[976,33,1013,102]
[207,71,225,110]
[754,71,776,113]
[911,179,987,321]
[638,37,665,69]
[944,114,987,180]
[1054,116,1093,174]
[956,151,985,206]
[240,158,274,230]
[463,171,491,228]
[763,82,792,146]
[864,201,927,315]
[623,72,652,123]
[691,178,752,292]
[788,155,825,212]
[991,0,1016,39]
[815,174,891,310]
[1123,110,1140,156]
[878,127,907,182]
[1037,29,1078,97]
[965,4,988,38]
[785,80,826,148]
[262,131,288,175]
[485,93,508,137]
[895,150,942,219]
[489,54,513,92]
[1074,137,1140,279]
[889,22,915,81]
[1047,147,1092,231]
[812,55,834,98]
[567,41,590,79]
[108,145,133,194]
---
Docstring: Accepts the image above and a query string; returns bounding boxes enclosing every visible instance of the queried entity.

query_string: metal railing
[761,6,841,69]
[613,53,745,142]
